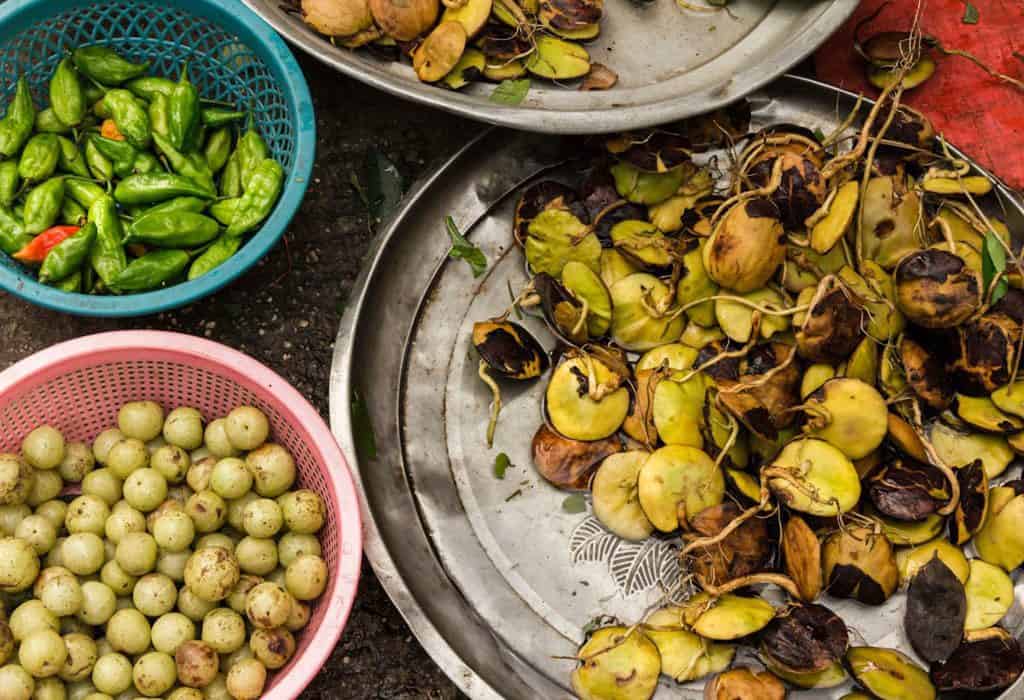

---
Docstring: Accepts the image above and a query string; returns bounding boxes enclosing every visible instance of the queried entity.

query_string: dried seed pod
[859,31,911,67]
[949,459,988,545]
[872,102,936,151]
[974,484,1024,571]
[905,555,966,663]
[571,626,661,700]
[703,667,785,700]
[872,508,944,546]
[838,262,905,341]
[782,515,822,602]
[651,373,707,448]
[703,400,749,470]
[895,248,981,329]
[859,175,923,269]
[703,199,785,293]
[622,369,660,447]
[963,558,1013,631]
[642,607,734,683]
[610,220,675,268]
[762,658,847,690]
[802,378,888,459]
[676,243,718,328]
[770,439,861,516]
[686,501,770,583]
[591,451,653,541]
[992,381,1024,419]
[900,335,953,410]
[670,100,751,153]
[768,153,827,231]
[472,320,549,380]
[637,445,723,531]
[717,343,802,442]
[369,0,439,40]
[951,312,1021,395]
[866,457,948,522]
[301,0,374,36]
[846,646,936,700]
[760,603,848,674]
[412,21,467,82]
[530,424,620,490]
[795,276,866,364]
[512,180,579,247]
[545,355,629,441]
[440,0,492,37]
[822,526,898,605]
[605,130,691,173]
[810,181,858,253]
[931,635,1024,694]
[609,273,685,351]
[682,593,775,641]
[525,208,601,278]
[525,35,591,80]
[599,249,640,289]
[867,57,937,91]
[896,537,970,586]
[954,394,1024,434]
[534,272,587,345]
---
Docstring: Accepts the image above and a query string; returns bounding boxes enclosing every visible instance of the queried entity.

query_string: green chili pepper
[0,205,31,255]
[18,134,60,183]
[72,46,150,85]
[110,249,190,292]
[201,108,246,128]
[220,149,242,199]
[0,78,36,159]
[24,177,66,235]
[126,76,175,102]
[237,122,271,191]
[65,178,107,209]
[39,221,96,283]
[84,139,113,182]
[127,211,219,248]
[152,133,215,194]
[132,152,162,175]
[203,127,232,175]
[60,197,87,226]
[88,195,127,285]
[34,108,71,134]
[140,196,209,217]
[83,83,106,108]
[149,93,170,142]
[226,158,283,237]
[114,173,215,205]
[188,233,242,280]
[168,66,199,152]
[101,89,150,149]
[51,269,82,292]
[90,135,138,178]
[209,198,238,226]
[0,161,19,206]
[56,137,90,178]
[50,57,86,127]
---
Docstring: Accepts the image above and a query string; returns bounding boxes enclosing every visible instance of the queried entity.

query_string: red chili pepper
[12,225,81,263]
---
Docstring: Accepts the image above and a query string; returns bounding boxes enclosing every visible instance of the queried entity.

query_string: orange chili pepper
[100,119,125,141]
[13,225,81,263]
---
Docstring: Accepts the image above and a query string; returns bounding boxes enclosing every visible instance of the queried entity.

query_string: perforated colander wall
[0,350,348,694]
[0,1,295,170]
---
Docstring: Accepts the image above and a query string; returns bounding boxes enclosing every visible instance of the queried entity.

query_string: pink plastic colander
[0,331,362,699]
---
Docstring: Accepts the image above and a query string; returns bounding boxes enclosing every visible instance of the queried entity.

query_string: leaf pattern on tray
[569,516,683,599]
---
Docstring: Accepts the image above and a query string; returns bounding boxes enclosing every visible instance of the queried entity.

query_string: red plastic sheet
[814,0,1024,189]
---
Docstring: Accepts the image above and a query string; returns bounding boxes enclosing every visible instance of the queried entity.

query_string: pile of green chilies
[0,45,285,294]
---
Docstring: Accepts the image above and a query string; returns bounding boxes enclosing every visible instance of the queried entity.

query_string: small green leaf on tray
[813,127,827,142]
[963,1,979,24]
[351,389,377,461]
[364,148,404,222]
[495,452,511,479]
[562,494,587,514]
[490,79,531,106]
[983,230,1008,304]
[446,215,487,277]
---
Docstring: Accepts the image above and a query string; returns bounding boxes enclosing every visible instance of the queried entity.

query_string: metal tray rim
[242,0,859,134]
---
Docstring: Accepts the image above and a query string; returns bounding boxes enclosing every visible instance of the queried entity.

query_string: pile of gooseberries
[0,401,328,700]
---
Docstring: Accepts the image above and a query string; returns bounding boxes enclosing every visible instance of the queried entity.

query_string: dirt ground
[0,55,479,698]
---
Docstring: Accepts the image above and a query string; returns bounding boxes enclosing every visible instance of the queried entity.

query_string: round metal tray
[330,75,1024,698]
[244,0,858,134]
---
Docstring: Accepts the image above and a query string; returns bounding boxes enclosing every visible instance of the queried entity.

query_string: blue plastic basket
[0,0,315,317]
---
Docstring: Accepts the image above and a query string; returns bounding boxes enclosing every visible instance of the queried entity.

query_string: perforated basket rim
[0,331,362,699]
[0,0,315,318]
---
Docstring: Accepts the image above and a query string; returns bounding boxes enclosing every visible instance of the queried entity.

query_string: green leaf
[982,230,1009,304]
[490,79,531,106]
[445,216,487,277]
[562,494,587,514]
[963,1,979,24]
[364,149,404,223]
[813,127,826,142]
[494,452,511,479]
[350,389,377,462]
